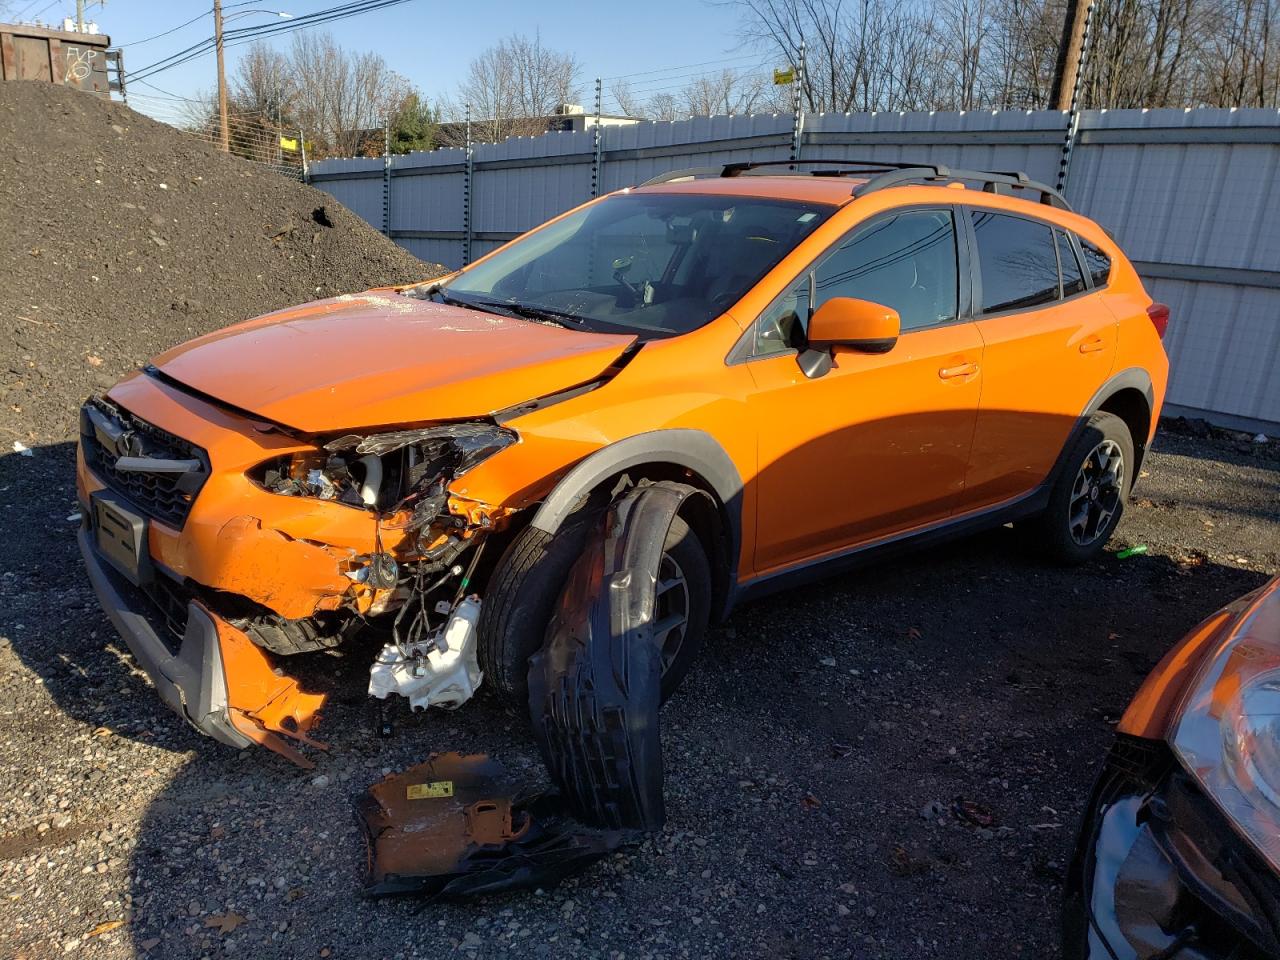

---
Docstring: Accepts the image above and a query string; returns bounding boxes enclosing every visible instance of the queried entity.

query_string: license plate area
[92,493,152,586]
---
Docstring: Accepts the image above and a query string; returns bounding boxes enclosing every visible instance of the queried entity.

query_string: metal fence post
[299,128,308,182]
[791,41,806,165]
[382,123,392,237]
[591,77,603,198]
[463,105,473,267]
[1056,0,1096,195]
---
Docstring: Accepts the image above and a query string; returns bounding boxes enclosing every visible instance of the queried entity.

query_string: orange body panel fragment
[203,605,328,767]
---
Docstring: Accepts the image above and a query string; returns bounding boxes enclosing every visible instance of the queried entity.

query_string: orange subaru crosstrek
[77,160,1170,762]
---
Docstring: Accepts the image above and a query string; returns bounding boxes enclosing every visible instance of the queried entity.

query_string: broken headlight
[251,423,516,512]
[1170,591,1280,873]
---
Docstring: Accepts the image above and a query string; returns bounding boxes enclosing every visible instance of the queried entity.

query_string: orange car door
[744,207,984,576]
[961,209,1118,510]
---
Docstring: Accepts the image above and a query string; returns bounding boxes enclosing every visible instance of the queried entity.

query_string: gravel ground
[1,426,1277,960]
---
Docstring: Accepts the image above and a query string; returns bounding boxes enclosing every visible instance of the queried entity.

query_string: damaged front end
[77,384,519,765]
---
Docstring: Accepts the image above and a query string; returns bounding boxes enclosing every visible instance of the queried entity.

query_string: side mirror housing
[798,298,901,378]
[808,297,901,353]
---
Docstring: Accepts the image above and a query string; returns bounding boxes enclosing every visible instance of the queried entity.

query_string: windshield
[442,192,832,338]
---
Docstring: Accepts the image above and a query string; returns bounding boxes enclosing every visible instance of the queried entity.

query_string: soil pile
[0,80,442,445]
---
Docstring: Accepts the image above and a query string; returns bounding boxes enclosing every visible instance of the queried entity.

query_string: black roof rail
[638,166,727,186]
[637,158,1072,211]
[855,166,1072,210]
[720,158,948,178]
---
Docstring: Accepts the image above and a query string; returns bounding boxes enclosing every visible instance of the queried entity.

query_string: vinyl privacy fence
[308,108,1280,431]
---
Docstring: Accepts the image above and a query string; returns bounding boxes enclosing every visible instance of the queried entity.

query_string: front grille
[81,398,209,528]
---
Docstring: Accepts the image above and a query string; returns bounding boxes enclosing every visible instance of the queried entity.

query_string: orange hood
[148,292,637,433]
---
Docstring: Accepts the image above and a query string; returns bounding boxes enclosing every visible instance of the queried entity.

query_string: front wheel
[478,513,710,707]
[1029,412,1134,564]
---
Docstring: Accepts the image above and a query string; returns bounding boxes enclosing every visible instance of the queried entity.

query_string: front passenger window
[813,210,959,331]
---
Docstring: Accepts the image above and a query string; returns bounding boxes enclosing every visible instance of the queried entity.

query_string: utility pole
[1050,0,1094,111]
[213,0,230,151]
[75,0,86,32]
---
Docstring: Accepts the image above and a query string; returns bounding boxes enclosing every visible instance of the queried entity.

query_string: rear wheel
[1030,412,1133,564]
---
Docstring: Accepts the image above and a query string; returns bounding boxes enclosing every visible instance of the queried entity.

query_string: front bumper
[1064,736,1280,959]
[78,525,251,749]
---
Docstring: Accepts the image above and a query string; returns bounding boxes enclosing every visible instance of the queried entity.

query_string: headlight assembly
[1171,587,1280,872]
[251,423,517,512]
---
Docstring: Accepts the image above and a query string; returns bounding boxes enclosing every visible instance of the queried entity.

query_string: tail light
[1147,302,1170,339]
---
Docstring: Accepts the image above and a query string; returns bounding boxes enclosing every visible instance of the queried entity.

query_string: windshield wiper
[435,289,586,329]
[499,302,588,328]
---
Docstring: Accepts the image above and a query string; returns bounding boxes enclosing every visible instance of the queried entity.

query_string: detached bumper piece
[356,753,629,898]
[1064,736,1280,960]
[358,483,702,898]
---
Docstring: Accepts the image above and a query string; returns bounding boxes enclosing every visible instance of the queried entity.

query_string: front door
[745,207,984,576]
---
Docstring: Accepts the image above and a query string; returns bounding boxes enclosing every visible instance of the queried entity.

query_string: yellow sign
[279,135,299,153]
[773,67,795,85]
[406,780,454,799]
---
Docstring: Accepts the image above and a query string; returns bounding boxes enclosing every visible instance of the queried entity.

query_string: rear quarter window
[1077,237,1112,287]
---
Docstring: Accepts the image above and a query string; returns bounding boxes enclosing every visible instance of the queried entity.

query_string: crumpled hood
[149,291,636,433]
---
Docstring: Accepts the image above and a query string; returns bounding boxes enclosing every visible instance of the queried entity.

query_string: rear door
[961,208,1118,510]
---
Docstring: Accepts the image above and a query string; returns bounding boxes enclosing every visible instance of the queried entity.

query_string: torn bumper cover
[79,525,250,749]
[79,527,327,766]
[358,482,704,897]
[1064,736,1280,960]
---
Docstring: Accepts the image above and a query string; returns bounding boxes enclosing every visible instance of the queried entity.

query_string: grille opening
[80,398,209,528]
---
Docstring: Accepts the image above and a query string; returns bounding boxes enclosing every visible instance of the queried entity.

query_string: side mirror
[798,297,901,378]
[808,297,901,353]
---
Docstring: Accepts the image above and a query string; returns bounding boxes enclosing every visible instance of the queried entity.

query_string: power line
[603,53,764,82]
[129,0,417,83]
[119,0,281,46]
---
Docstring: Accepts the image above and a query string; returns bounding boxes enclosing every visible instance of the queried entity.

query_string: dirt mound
[0,80,442,445]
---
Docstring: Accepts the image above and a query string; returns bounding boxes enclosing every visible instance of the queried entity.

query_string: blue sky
[13,0,764,122]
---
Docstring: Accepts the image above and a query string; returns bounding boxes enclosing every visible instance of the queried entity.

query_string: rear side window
[972,211,1060,313]
[813,209,958,331]
[1056,230,1086,296]
[1078,237,1112,287]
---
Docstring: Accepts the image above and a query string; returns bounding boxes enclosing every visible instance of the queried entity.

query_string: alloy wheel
[652,552,690,673]
[1068,439,1125,546]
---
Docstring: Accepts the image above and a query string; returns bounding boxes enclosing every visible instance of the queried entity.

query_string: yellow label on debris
[279,136,299,152]
[773,67,795,85]
[407,781,454,799]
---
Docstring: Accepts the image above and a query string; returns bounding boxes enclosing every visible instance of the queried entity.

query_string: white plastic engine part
[368,598,483,711]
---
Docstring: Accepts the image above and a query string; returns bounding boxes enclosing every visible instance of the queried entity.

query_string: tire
[1030,411,1134,564]
[478,512,711,707]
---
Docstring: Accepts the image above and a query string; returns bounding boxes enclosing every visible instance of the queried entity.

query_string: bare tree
[728,0,1280,111]
[287,32,413,156]
[441,33,581,142]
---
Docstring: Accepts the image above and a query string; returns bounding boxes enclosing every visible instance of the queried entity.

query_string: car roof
[631,175,862,206]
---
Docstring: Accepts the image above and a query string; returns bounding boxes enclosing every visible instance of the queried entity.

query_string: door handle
[1079,337,1107,354]
[938,361,978,380]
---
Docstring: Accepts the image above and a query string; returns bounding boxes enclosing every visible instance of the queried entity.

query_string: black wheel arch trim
[1065,366,1156,480]
[529,429,743,620]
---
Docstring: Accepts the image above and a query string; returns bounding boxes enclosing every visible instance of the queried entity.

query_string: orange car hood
[148,292,637,432]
